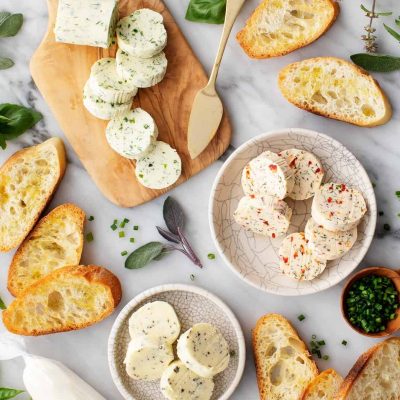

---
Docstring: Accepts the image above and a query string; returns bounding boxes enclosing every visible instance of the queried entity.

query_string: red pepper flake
[308,160,312,166]
[293,251,299,259]
[263,220,269,225]
[246,167,251,179]
[283,257,289,263]
[269,164,277,172]
[315,167,321,173]
[327,197,333,203]
[272,233,276,238]
[300,245,305,254]
[336,200,343,205]
[329,211,335,217]
[340,184,346,192]
[250,194,255,199]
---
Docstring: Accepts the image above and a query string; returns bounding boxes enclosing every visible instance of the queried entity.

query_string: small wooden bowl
[341,267,400,338]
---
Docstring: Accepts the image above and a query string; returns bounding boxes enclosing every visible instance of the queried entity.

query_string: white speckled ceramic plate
[209,128,377,296]
[108,284,246,400]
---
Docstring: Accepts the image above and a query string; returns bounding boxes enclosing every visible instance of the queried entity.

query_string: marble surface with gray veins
[0,0,399,399]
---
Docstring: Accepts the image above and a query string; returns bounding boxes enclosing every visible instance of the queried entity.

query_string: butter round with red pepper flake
[241,151,294,200]
[279,148,324,200]
[234,195,292,238]
[279,232,326,281]
[305,218,357,261]
[311,182,367,232]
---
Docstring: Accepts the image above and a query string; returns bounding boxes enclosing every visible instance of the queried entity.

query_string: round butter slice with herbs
[305,218,357,261]
[128,301,180,344]
[124,338,174,381]
[242,150,294,200]
[160,361,214,400]
[117,9,167,58]
[279,232,327,281]
[135,141,181,190]
[177,323,230,378]
[116,49,168,88]
[83,81,132,120]
[89,58,138,103]
[311,182,367,232]
[106,108,158,159]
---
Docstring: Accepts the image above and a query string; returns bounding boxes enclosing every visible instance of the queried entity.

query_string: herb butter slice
[117,9,167,58]
[106,108,158,159]
[135,141,181,190]
[116,49,168,88]
[54,0,118,48]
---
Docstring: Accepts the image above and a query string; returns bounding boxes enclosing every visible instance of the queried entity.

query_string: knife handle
[208,0,246,89]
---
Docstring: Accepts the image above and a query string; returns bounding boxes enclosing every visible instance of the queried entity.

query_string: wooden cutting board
[30,0,232,207]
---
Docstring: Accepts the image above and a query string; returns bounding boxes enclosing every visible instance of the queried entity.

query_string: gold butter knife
[187,0,246,159]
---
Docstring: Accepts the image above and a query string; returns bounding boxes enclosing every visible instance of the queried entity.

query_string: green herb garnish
[298,314,306,321]
[378,211,384,216]
[309,335,328,360]
[322,355,329,361]
[190,274,195,281]
[0,388,24,399]
[120,218,129,228]
[88,215,94,221]
[110,223,117,231]
[384,223,391,231]
[130,237,135,243]
[0,296,6,310]
[185,0,226,24]
[345,274,399,333]
[342,340,348,346]
[86,232,94,242]
[396,190,400,199]
[133,225,139,231]
[0,13,23,70]
[207,253,216,260]
[351,53,400,72]
[119,231,125,238]
[121,251,128,256]
[125,242,166,269]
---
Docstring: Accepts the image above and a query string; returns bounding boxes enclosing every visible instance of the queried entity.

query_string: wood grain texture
[30,0,232,207]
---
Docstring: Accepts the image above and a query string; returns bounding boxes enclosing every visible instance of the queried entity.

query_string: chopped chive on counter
[378,211,384,216]
[372,182,376,188]
[322,355,329,361]
[119,231,125,238]
[398,213,400,218]
[86,232,94,242]
[133,225,139,231]
[298,314,306,321]
[396,190,400,199]
[190,274,195,281]
[384,223,391,231]
[130,237,135,243]
[121,251,128,256]
[120,218,130,228]
[208,253,216,260]
[311,334,317,340]
[88,215,95,221]
[310,335,328,359]
[317,340,326,346]
[110,224,117,231]
[342,340,348,346]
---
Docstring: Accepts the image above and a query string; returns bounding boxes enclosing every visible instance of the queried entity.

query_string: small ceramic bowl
[108,284,246,400]
[341,267,400,337]
[209,128,377,296]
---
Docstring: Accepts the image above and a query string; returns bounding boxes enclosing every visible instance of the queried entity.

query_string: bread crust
[2,265,122,336]
[253,313,318,400]
[335,337,400,400]
[0,138,66,252]
[278,56,392,127]
[302,369,342,399]
[7,203,86,297]
[237,0,340,59]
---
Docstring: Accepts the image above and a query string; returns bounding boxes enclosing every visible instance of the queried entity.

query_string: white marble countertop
[0,0,399,399]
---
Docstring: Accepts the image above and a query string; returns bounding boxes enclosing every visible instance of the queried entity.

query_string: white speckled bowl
[209,128,377,296]
[108,284,246,400]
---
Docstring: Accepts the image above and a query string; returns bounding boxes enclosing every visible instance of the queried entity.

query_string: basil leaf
[0,388,24,399]
[0,57,13,70]
[0,14,23,37]
[384,24,400,42]
[0,296,6,310]
[163,197,184,235]
[351,53,400,72]
[125,242,165,269]
[156,226,180,243]
[186,0,226,24]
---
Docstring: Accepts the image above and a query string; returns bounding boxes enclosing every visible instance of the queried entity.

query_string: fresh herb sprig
[0,12,23,70]
[0,103,42,149]
[310,335,329,360]
[125,197,202,269]
[0,296,6,310]
[185,0,226,24]
[0,388,24,399]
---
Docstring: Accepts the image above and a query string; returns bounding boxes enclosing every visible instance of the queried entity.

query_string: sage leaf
[177,227,203,268]
[351,53,400,72]
[186,0,226,24]
[156,226,180,244]
[0,14,23,37]
[384,24,400,42]
[360,4,392,16]
[0,388,24,399]
[163,197,184,235]
[125,242,165,269]
[0,12,11,26]
[0,57,13,70]
[0,296,6,310]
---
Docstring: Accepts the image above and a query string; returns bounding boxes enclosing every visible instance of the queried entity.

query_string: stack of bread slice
[0,139,121,336]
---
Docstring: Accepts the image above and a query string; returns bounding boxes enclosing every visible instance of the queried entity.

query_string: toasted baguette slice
[3,265,122,336]
[336,337,400,400]
[7,203,86,297]
[278,57,392,127]
[237,0,339,59]
[302,369,343,400]
[0,138,66,252]
[253,314,318,400]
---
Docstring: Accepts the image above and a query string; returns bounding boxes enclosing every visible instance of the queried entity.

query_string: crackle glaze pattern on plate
[209,129,377,296]
[108,284,246,400]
